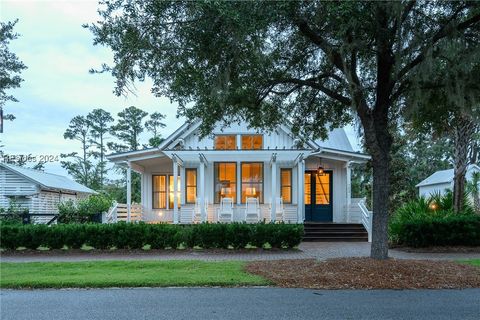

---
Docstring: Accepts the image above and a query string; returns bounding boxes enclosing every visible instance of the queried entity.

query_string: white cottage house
[107,120,371,234]
[0,163,94,220]
[416,164,480,198]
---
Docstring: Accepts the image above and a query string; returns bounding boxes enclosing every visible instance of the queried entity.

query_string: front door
[304,170,333,221]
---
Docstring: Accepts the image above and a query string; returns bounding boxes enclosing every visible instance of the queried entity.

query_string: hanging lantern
[317,157,325,176]
[317,165,325,176]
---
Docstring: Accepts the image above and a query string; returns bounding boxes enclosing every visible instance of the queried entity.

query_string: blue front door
[304,170,333,222]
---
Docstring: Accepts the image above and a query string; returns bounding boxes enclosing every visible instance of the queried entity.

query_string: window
[168,175,181,209]
[214,135,236,150]
[304,173,311,205]
[280,168,292,203]
[315,173,330,205]
[214,162,237,203]
[241,162,263,203]
[241,135,263,150]
[152,175,167,209]
[185,168,197,204]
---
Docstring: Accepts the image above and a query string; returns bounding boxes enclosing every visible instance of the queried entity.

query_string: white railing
[358,199,373,242]
[105,201,118,223]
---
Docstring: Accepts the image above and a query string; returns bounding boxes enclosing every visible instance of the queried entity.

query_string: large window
[214,135,236,150]
[214,162,237,203]
[168,175,181,209]
[241,162,263,203]
[153,175,167,209]
[241,135,263,150]
[185,168,197,204]
[280,168,292,204]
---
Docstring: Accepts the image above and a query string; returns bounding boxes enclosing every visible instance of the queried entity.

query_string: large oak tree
[88,1,480,259]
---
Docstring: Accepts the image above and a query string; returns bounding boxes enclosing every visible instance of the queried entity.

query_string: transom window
[280,168,292,204]
[185,168,197,204]
[241,135,263,150]
[214,162,237,203]
[214,135,236,150]
[241,162,264,203]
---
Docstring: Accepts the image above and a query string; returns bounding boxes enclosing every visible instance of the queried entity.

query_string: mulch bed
[391,246,480,253]
[245,258,480,289]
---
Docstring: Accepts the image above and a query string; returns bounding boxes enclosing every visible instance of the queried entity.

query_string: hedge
[0,222,304,250]
[394,215,480,247]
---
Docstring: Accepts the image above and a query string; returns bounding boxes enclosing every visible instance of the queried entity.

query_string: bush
[57,194,113,224]
[395,215,480,247]
[390,191,478,247]
[0,222,304,250]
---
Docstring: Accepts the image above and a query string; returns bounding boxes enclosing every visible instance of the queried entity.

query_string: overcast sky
[1,0,361,178]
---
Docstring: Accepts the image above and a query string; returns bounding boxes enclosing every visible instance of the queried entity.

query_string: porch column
[126,162,132,223]
[199,158,206,222]
[297,156,304,223]
[270,154,277,222]
[345,162,352,222]
[173,156,179,224]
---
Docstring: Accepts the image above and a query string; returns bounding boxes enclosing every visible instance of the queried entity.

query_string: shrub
[390,191,478,247]
[0,222,304,250]
[57,194,113,224]
[395,215,480,247]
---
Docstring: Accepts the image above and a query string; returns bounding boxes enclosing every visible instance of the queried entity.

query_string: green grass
[459,259,480,267]
[0,260,269,289]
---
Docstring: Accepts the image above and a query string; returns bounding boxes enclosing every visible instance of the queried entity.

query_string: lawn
[0,260,269,289]
[460,259,480,267]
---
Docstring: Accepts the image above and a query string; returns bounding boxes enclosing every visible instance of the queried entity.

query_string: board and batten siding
[182,123,297,150]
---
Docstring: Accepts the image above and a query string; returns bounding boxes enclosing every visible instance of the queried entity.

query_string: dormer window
[241,135,263,150]
[214,135,236,150]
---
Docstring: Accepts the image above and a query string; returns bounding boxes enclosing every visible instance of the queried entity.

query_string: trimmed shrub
[395,215,480,247]
[0,222,304,250]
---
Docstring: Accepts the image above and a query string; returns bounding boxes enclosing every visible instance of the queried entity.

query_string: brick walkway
[1,243,479,263]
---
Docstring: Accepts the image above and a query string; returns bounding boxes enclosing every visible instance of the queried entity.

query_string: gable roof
[0,163,95,194]
[416,164,480,187]
[315,128,354,152]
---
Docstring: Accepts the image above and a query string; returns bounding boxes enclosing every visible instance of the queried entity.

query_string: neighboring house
[0,163,95,216]
[107,120,370,228]
[416,164,480,198]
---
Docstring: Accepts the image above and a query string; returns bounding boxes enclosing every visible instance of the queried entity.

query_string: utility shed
[0,163,94,214]
[416,164,480,198]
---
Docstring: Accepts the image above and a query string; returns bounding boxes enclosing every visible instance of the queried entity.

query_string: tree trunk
[453,117,475,213]
[369,143,391,260]
[359,109,392,260]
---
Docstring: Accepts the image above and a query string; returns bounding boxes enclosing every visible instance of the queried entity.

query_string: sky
[0,0,361,178]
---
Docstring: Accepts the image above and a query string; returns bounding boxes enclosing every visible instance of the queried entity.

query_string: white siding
[182,123,297,150]
[419,183,452,198]
[0,166,38,211]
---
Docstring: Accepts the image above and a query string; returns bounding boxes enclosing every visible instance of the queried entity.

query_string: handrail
[105,201,118,223]
[358,199,373,242]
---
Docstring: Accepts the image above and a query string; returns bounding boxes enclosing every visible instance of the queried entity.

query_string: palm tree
[467,172,480,214]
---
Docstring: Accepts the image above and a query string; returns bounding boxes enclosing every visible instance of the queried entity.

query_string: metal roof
[0,163,95,194]
[315,128,354,152]
[416,164,480,187]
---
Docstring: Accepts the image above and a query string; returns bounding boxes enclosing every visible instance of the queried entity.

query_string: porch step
[303,223,368,242]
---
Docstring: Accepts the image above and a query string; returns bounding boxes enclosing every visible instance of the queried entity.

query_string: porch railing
[358,199,373,242]
[105,202,143,223]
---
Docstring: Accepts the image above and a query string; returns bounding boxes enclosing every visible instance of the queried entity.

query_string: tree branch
[396,11,480,82]
[270,77,352,106]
